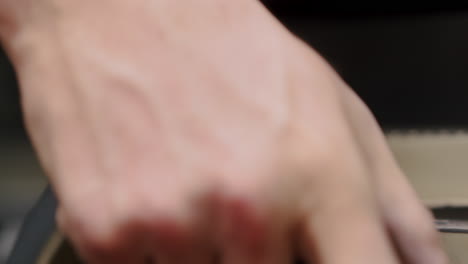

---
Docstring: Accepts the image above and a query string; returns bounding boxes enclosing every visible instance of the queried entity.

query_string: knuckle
[135,195,195,250]
[403,209,442,247]
[417,223,443,250]
[68,220,124,259]
[58,203,129,258]
[219,193,270,247]
[388,204,449,263]
[151,215,193,250]
[80,223,123,257]
[287,132,344,174]
[79,232,121,259]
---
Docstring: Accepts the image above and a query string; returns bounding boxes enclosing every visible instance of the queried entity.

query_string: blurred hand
[3,0,447,263]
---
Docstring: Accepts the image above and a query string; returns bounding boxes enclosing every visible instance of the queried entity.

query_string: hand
[3,0,448,263]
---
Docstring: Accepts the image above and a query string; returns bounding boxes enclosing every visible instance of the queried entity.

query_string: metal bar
[436,219,468,234]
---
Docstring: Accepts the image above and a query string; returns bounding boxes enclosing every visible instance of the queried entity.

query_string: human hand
[3,0,448,263]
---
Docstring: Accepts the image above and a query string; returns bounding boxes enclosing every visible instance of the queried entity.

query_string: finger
[339,86,449,264]
[56,205,147,264]
[218,196,292,264]
[298,162,399,264]
[147,188,217,264]
[148,217,216,264]
[378,168,449,264]
[300,195,399,264]
[153,246,215,264]
[148,216,216,264]
[65,221,146,264]
[220,231,291,264]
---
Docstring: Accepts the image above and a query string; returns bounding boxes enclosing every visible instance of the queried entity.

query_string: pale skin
[0,0,449,263]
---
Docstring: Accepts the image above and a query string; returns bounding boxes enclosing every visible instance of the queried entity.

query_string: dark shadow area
[275,9,468,129]
[434,207,468,221]
[0,49,25,141]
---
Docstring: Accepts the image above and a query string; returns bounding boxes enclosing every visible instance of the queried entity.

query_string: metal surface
[436,219,468,234]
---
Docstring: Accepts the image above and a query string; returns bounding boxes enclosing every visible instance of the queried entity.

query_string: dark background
[1,5,468,263]
[267,5,468,130]
[0,49,22,140]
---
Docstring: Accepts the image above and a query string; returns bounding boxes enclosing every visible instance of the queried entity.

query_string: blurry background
[0,49,47,262]
[1,5,468,263]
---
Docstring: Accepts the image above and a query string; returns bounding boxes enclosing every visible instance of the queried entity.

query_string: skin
[0,0,449,263]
